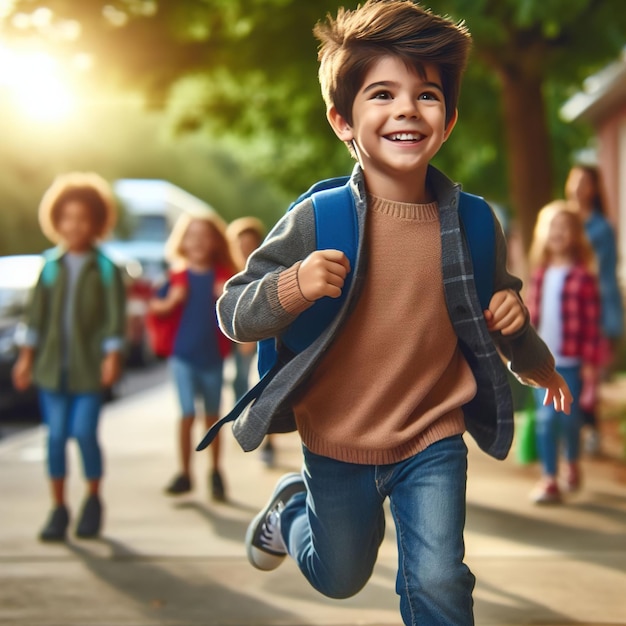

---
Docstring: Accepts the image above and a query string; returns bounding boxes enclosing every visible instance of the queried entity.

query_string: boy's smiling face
[327,56,457,201]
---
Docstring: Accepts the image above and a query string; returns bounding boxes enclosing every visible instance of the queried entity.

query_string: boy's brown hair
[39,172,117,244]
[314,0,472,127]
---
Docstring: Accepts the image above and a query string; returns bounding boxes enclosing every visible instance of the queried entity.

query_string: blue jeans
[280,435,475,626]
[233,347,256,401]
[169,357,223,417]
[38,388,104,480]
[533,365,582,476]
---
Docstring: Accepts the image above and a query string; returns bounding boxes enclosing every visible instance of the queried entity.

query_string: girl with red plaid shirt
[527,200,601,503]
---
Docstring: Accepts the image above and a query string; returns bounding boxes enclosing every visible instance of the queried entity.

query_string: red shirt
[527,264,601,366]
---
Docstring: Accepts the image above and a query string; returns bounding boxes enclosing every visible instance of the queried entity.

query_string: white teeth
[389,132,419,141]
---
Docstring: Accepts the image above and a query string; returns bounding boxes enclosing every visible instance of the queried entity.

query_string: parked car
[0,255,43,417]
[0,252,155,419]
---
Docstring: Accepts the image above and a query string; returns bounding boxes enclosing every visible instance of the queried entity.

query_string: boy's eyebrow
[362,80,444,95]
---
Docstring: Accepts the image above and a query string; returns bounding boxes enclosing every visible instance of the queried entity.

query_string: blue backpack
[257,176,495,377]
[196,176,495,452]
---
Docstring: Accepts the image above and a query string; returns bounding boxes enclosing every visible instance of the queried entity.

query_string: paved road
[1,371,625,625]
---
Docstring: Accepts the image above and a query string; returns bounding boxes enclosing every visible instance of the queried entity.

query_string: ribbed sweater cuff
[277,262,313,316]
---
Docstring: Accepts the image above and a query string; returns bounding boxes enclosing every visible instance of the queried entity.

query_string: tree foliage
[0,97,289,256]
[2,0,625,247]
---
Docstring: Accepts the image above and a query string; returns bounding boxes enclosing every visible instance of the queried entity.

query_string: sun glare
[0,42,77,122]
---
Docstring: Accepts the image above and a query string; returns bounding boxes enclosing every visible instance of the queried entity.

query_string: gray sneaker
[245,472,306,571]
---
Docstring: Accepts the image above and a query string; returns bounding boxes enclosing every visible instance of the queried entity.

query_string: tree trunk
[498,68,554,252]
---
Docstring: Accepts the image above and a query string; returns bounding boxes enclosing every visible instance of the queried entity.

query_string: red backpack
[146,267,233,358]
[145,270,188,358]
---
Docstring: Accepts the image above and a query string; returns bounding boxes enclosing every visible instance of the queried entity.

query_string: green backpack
[40,247,115,288]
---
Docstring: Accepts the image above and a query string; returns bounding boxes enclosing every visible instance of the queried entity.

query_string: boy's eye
[370,89,393,100]
[419,91,440,101]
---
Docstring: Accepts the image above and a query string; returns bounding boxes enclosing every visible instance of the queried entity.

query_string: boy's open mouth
[386,132,423,142]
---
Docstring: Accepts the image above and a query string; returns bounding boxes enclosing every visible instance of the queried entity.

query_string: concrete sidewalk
[1,378,625,626]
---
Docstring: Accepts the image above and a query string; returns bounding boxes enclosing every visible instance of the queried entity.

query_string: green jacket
[24,247,126,392]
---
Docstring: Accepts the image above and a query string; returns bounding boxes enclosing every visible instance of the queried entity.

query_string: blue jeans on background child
[169,356,223,417]
[533,365,582,476]
[280,435,475,626]
[233,347,256,401]
[38,388,103,480]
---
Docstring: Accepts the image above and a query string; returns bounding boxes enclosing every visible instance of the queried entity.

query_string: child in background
[151,210,237,502]
[527,200,601,503]
[213,2,572,624]
[12,172,126,542]
[226,216,277,467]
[225,217,265,401]
[565,164,623,454]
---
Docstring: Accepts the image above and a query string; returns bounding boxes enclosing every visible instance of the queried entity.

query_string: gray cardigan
[217,164,555,460]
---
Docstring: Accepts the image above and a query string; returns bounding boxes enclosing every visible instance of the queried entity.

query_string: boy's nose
[394,96,419,119]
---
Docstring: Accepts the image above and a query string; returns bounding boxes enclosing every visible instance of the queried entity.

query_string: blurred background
[1,1,626,432]
[1,0,625,250]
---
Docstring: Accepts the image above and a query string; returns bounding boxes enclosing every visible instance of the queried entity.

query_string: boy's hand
[101,351,122,388]
[484,289,527,335]
[298,250,351,301]
[542,370,573,414]
[12,349,34,391]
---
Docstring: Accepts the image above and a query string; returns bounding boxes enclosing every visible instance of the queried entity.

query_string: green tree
[2,0,624,247]
[0,97,289,255]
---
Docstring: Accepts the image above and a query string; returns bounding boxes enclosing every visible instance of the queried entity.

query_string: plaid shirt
[528,265,601,366]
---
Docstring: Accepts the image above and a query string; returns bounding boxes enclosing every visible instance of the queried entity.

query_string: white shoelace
[260,502,287,553]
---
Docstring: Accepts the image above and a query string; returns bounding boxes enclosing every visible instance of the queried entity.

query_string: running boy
[214,1,572,624]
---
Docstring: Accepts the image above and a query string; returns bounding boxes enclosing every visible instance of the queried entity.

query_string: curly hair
[38,172,117,244]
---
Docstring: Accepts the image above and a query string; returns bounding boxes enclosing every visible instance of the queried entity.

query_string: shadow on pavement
[66,537,311,626]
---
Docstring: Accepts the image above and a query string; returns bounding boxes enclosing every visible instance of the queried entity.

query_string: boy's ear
[443,108,458,141]
[326,106,354,142]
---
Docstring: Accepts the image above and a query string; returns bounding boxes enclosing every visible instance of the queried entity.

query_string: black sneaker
[245,472,306,571]
[39,505,69,542]
[165,474,192,495]
[210,469,227,502]
[76,494,102,539]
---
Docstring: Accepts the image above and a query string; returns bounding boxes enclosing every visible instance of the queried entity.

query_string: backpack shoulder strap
[280,181,357,354]
[95,250,115,287]
[41,248,116,288]
[40,247,62,287]
[458,192,495,310]
[257,178,357,376]
[287,176,351,210]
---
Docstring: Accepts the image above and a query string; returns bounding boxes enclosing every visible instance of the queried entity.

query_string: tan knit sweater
[279,195,477,465]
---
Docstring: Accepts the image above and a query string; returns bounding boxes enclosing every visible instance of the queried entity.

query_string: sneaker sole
[245,472,305,571]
